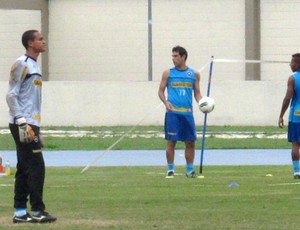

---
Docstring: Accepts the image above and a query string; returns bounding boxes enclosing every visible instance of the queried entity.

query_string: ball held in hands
[199,96,215,113]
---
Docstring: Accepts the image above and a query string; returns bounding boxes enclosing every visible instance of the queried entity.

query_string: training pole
[199,56,214,175]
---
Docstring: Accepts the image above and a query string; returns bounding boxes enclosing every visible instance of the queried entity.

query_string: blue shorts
[288,122,300,143]
[164,112,197,141]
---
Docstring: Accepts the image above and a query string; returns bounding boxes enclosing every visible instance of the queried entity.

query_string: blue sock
[186,164,194,174]
[168,163,174,172]
[293,161,300,173]
[15,208,26,217]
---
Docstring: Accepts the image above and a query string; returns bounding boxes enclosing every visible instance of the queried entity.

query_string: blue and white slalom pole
[199,56,214,175]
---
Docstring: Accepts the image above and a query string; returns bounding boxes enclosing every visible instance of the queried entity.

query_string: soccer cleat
[294,174,300,179]
[165,170,174,178]
[13,213,37,223]
[186,171,197,178]
[31,211,57,223]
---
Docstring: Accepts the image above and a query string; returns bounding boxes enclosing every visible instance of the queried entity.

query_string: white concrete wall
[0,9,41,83]
[0,78,289,127]
[39,79,289,127]
[152,0,245,82]
[0,1,298,127]
[48,0,148,81]
[47,0,245,82]
[261,0,300,81]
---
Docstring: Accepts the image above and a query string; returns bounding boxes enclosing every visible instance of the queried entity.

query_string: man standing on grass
[279,53,300,179]
[6,30,56,223]
[158,46,202,178]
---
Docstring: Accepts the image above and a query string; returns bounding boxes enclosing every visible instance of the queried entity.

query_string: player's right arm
[6,60,27,119]
[6,60,35,144]
[158,69,174,111]
[279,75,294,128]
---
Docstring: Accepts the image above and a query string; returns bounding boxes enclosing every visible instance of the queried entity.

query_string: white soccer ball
[199,96,215,113]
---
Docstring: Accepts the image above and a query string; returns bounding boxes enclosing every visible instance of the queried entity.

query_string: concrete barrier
[0,80,289,127]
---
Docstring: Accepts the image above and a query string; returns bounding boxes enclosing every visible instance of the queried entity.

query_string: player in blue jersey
[6,30,56,223]
[158,46,202,178]
[279,53,300,179]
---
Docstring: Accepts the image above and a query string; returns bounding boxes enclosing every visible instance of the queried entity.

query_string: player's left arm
[194,70,202,103]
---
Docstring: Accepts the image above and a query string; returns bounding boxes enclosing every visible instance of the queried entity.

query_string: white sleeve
[6,60,28,118]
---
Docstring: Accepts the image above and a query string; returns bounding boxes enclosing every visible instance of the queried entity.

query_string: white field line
[0,129,287,139]
[268,182,300,186]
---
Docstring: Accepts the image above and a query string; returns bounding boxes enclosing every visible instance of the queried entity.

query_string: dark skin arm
[193,70,202,103]
[279,76,294,128]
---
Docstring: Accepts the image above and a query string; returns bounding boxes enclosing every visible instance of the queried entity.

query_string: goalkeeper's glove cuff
[15,117,27,126]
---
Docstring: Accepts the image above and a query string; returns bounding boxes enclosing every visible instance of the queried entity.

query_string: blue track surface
[0,149,291,167]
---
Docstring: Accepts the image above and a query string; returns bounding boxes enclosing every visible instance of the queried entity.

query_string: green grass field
[0,126,295,229]
[0,125,291,150]
[0,166,298,229]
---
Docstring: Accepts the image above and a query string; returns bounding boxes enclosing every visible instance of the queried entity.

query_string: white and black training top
[6,55,42,127]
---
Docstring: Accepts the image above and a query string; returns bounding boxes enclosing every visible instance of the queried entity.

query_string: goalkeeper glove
[15,117,35,144]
